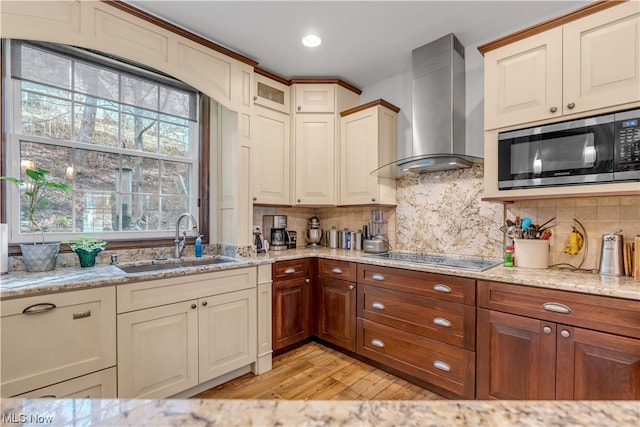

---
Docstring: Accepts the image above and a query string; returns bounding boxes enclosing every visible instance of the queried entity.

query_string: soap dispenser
[195,235,203,257]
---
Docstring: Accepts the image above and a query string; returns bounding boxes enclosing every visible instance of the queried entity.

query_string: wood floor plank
[193,342,445,401]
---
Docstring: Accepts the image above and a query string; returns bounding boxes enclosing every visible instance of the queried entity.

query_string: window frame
[1,40,210,253]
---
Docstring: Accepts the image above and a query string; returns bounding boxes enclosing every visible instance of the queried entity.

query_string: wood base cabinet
[477,280,640,400]
[272,259,312,351]
[317,259,357,351]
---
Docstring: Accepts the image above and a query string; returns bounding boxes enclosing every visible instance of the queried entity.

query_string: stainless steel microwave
[498,109,640,190]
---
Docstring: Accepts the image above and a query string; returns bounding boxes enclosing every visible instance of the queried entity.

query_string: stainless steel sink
[117,257,236,274]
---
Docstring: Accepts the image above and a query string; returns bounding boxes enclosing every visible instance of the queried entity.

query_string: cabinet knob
[297,105,302,111]
[305,278,310,284]
[567,102,575,109]
[191,304,197,309]
[543,326,552,334]
[549,106,558,113]
[349,284,355,290]
[253,197,257,201]
[560,330,571,338]
[371,198,376,202]
[297,199,301,203]
[253,95,258,101]
[202,301,208,307]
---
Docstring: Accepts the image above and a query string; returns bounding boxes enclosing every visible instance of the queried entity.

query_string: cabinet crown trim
[341,99,401,117]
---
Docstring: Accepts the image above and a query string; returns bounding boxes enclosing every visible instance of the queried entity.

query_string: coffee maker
[263,215,288,251]
[253,225,266,253]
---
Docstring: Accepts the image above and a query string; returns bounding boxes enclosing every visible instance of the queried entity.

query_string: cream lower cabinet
[0,287,116,398]
[484,0,640,130]
[340,100,398,206]
[14,368,117,398]
[116,267,259,399]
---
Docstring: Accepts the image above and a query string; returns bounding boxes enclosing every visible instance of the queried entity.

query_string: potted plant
[0,168,71,271]
[62,236,107,268]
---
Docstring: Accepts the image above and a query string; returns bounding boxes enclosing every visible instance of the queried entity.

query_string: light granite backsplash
[506,195,640,271]
[395,162,504,258]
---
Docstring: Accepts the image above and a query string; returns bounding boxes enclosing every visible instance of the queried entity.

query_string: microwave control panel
[617,118,640,166]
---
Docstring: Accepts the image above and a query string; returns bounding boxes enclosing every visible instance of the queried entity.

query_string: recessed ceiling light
[302,34,322,48]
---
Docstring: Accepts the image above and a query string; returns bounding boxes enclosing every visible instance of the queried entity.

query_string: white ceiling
[126,1,589,88]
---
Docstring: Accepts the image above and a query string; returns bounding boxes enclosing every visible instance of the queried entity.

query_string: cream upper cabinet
[340,100,399,206]
[1,287,116,398]
[294,84,336,113]
[484,1,640,130]
[291,82,360,206]
[254,73,290,114]
[562,1,640,116]
[294,114,336,205]
[484,28,563,130]
[252,106,291,205]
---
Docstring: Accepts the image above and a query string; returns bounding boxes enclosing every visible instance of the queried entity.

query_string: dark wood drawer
[357,284,475,350]
[357,318,475,398]
[357,264,475,305]
[477,280,640,339]
[273,259,310,282]
[318,259,356,282]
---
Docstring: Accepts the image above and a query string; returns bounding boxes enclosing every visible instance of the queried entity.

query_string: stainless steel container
[599,233,624,276]
[327,227,340,249]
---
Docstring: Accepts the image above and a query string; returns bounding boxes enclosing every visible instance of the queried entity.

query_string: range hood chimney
[374,33,481,178]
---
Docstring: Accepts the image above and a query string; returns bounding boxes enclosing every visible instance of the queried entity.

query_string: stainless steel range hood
[374,33,481,178]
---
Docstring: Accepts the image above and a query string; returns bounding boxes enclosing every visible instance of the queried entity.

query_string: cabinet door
[484,27,563,130]
[252,106,291,205]
[294,114,335,205]
[117,301,199,398]
[1,287,116,397]
[563,2,640,115]
[254,73,290,114]
[341,108,378,204]
[15,367,117,399]
[476,309,556,400]
[556,325,640,400]
[317,277,356,351]
[272,277,312,350]
[294,84,335,113]
[199,289,257,383]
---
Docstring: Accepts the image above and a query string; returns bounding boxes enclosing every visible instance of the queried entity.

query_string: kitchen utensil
[599,232,624,276]
[537,217,556,231]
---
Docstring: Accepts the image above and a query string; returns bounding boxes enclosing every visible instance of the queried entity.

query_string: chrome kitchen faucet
[174,213,199,259]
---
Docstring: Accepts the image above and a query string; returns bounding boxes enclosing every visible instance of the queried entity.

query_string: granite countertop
[1,248,639,300]
[2,398,639,427]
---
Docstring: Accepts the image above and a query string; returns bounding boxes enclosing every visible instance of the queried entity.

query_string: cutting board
[634,236,640,282]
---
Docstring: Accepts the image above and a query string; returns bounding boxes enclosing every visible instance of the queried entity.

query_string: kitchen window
[3,40,204,244]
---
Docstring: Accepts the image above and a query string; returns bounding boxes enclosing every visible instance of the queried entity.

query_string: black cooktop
[363,252,502,272]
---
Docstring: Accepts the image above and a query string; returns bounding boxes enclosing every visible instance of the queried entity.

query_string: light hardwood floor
[193,342,446,400]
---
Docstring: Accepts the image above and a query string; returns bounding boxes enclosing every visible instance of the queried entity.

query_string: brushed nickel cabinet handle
[371,302,385,310]
[433,361,451,372]
[433,317,451,328]
[542,302,571,314]
[371,339,385,348]
[549,106,557,113]
[331,267,343,274]
[22,303,56,314]
[349,284,355,290]
[433,284,451,293]
[371,274,385,281]
[284,268,296,274]
[73,310,91,320]
[567,102,575,109]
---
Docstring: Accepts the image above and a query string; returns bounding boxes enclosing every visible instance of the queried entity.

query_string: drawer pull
[40,395,57,398]
[433,317,451,328]
[371,302,385,310]
[433,361,451,372]
[22,303,56,314]
[73,310,91,320]
[372,274,385,281]
[331,267,343,274]
[433,284,451,293]
[542,302,571,314]
[371,339,385,348]
[284,268,296,274]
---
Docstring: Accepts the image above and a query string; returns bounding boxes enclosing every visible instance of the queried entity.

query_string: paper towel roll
[1,224,7,274]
